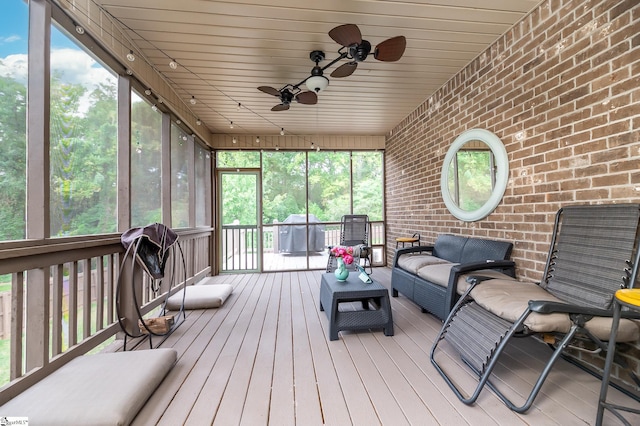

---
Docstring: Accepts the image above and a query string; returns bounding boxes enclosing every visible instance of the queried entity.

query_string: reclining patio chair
[430,204,640,413]
[327,214,372,273]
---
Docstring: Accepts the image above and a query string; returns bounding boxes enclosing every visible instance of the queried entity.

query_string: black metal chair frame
[430,204,640,413]
[326,214,372,274]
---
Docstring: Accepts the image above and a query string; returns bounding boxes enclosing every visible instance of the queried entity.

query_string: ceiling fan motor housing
[351,39,371,61]
[280,89,294,105]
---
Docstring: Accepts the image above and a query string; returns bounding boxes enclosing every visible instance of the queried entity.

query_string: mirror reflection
[440,129,509,222]
[446,140,495,212]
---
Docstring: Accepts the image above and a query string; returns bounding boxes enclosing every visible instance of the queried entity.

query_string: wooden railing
[220,220,385,272]
[0,227,213,404]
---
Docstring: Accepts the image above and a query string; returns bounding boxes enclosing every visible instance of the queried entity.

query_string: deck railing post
[25,268,50,373]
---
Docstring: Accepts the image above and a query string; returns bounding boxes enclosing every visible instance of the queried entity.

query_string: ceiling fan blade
[271,103,290,112]
[258,86,281,97]
[329,24,362,47]
[373,36,406,62]
[295,91,318,105]
[330,62,357,78]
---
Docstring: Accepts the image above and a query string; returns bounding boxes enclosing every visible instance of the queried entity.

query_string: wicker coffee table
[319,272,394,341]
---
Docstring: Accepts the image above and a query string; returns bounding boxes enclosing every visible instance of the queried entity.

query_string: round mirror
[441,129,509,221]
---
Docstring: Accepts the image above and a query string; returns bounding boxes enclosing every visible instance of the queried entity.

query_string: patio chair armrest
[397,245,434,255]
[528,300,612,316]
[448,261,517,300]
[452,260,516,275]
[464,274,500,285]
[529,300,640,320]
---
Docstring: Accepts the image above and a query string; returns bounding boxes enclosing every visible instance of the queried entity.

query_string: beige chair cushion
[470,279,639,341]
[416,263,457,286]
[416,264,512,292]
[0,348,177,426]
[457,269,516,294]
[166,283,233,310]
[397,254,449,274]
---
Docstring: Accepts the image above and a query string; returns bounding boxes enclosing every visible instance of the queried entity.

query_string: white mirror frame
[440,129,509,222]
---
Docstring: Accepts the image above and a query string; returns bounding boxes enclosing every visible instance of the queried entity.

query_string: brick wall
[385,0,640,385]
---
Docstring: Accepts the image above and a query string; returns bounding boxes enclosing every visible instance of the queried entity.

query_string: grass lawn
[0,338,8,385]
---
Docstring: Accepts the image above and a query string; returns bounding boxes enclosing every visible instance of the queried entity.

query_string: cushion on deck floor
[166,283,233,310]
[0,348,177,426]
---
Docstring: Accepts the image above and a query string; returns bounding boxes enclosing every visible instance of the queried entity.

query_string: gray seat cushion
[398,255,450,274]
[416,263,458,286]
[416,264,512,292]
[166,283,233,310]
[0,348,177,426]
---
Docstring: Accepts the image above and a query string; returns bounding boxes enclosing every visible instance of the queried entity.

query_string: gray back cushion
[432,235,468,263]
[460,237,513,263]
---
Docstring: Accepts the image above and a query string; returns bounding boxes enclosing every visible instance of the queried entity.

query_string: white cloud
[0,53,28,84]
[1,48,116,88]
[0,48,117,114]
[0,35,22,44]
[50,48,115,89]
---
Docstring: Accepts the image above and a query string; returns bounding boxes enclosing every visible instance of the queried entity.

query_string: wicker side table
[319,272,394,341]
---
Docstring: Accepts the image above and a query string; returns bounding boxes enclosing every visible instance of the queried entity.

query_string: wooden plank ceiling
[94,0,540,137]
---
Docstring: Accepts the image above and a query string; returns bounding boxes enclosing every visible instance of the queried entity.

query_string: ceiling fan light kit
[257,24,406,111]
[306,50,329,93]
[306,75,329,93]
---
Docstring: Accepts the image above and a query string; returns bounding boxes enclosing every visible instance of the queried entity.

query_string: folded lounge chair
[327,214,372,273]
[430,204,640,412]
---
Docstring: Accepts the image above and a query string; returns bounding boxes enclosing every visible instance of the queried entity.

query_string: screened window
[352,151,384,221]
[195,143,209,226]
[217,151,260,168]
[0,0,28,241]
[171,124,190,227]
[49,23,117,236]
[307,151,351,222]
[130,91,162,227]
[262,151,307,224]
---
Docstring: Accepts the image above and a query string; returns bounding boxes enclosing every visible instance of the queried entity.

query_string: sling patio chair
[327,214,372,273]
[430,203,640,413]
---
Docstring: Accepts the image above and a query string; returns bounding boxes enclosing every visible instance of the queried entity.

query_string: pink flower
[331,245,355,264]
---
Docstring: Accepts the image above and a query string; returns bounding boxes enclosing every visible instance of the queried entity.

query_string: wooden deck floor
[126,268,640,425]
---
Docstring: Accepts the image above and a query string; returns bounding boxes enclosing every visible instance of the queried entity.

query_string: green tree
[221,173,257,225]
[262,152,306,223]
[0,73,27,241]
[308,151,351,221]
[353,151,383,220]
[131,98,162,226]
[50,76,117,236]
[449,150,493,211]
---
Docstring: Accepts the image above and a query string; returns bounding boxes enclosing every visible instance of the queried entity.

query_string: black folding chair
[430,204,640,412]
[326,214,372,273]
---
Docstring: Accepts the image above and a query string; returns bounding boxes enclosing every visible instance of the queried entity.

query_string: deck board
[239,272,280,425]
[126,268,640,425]
[268,272,296,425]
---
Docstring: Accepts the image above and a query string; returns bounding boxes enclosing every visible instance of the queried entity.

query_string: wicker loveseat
[391,234,515,320]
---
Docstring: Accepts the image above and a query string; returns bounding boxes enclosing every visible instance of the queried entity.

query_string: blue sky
[1,0,79,57]
[1,0,118,113]
[0,1,28,57]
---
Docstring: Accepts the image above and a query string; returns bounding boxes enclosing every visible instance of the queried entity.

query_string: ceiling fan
[328,24,406,78]
[257,85,317,111]
[257,24,406,110]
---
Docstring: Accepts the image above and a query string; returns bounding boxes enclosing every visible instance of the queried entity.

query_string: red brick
[384,0,640,384]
